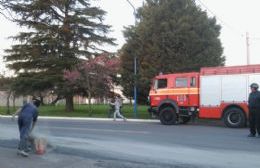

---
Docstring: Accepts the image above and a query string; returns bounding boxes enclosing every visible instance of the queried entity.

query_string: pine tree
[3,0,115,111]
[120,0,225,103]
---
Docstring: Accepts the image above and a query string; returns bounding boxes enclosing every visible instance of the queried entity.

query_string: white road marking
[41,126,150,134]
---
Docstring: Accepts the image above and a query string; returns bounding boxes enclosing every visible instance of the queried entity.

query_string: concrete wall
[0,91,26,107]
[0,84,130,106]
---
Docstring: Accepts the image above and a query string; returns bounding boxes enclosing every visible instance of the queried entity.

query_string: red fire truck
[148,64,260,128]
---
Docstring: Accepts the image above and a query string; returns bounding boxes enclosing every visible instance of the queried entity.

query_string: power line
[251,37,260,41]
[194,0,260,65]
[195,0,245,38]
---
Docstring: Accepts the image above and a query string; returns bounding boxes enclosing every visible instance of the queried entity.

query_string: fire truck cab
[149,65,260,128]
[149,72,200,125]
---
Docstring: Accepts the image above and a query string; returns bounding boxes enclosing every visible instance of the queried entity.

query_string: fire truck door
[175,77,189,106]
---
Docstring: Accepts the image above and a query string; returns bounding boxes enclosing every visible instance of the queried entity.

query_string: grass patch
[0,104,151,119]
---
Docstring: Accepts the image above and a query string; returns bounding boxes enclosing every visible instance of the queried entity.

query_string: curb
[0,115,159,123]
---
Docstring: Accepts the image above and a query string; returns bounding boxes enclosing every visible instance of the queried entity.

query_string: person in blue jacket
[16,98,41,157]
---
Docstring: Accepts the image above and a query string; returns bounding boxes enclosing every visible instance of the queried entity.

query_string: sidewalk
[0,115,160,123]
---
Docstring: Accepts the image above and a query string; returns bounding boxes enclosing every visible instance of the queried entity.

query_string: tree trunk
[129,98,132,105]
[12,93,16,110]
[40,95,45,105]
[51,95,63,105]
[6,91,11,114]
[87,91,92,116]
[65,94,74,112]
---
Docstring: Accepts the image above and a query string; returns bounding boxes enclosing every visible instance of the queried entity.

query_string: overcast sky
[1,0,260,75]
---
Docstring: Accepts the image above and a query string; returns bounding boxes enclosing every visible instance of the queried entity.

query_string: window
[154,79,167,89]
[175,78,188,87]
[190,77,196,87]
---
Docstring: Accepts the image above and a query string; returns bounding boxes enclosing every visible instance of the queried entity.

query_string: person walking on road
[248,83,260,137]
[16,98,41,157]
[110,96,127,121]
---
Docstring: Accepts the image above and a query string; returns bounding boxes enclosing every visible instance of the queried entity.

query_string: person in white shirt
[110,96,127,121]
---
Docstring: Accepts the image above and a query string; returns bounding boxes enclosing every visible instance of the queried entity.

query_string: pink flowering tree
[64,53,120,114]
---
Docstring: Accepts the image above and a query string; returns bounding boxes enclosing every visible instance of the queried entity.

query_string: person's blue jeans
[18,116,32,151]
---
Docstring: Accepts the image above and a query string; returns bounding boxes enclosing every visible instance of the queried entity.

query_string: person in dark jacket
[16,98,41,157]
[248,83,260,137]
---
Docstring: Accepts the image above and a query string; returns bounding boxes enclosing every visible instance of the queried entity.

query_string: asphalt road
[0,117,260,168]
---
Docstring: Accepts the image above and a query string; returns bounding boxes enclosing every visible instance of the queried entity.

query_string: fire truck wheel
[159,107,177,125]
[223,107,246,128]
[180,116,191,124]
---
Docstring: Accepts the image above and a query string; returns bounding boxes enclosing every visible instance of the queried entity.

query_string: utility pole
[126,0,138,118]
[246,32,250,65]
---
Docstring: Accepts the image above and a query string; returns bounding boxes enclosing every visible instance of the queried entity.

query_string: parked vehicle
[148,64,260,128]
